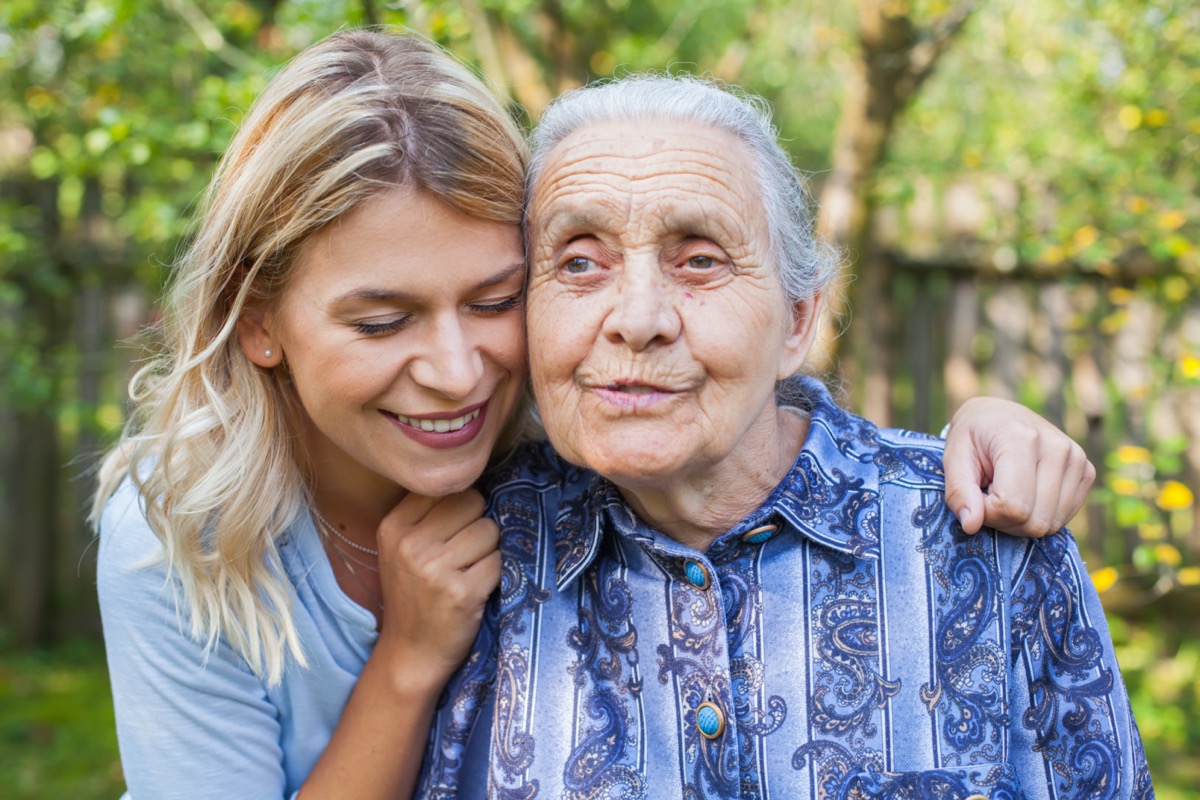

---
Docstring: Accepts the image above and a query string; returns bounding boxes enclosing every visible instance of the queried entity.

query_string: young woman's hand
[376,489,501,683]
[942,398,1096,537]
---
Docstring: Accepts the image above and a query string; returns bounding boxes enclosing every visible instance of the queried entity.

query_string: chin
[580,445,686,488]
[395,452,491,498]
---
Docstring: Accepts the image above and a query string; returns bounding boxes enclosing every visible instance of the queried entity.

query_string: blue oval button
[696,702,724,739]
[684,560,710,589]
[741,524,778,545]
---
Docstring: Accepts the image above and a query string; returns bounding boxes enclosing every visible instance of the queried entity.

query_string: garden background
[1,0,1197,797]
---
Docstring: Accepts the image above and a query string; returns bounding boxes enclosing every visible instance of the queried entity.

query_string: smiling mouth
[391,408,481,433]
[605,382,673,394]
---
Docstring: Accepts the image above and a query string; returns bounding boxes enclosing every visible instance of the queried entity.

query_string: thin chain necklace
[329,537,380,573]
[329,538,385,614]
[311,505,380,557]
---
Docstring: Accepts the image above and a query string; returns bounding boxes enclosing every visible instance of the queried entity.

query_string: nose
[602,258,681,351]
[409,312,485,400]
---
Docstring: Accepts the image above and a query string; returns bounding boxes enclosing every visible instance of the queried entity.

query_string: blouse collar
[551,377,900,590]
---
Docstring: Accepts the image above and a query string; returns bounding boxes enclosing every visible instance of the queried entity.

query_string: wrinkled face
[255,186,526,499]
[526,119,816,489]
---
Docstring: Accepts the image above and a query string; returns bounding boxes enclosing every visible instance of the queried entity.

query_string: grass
[1,617,1195,799]
[0,639,124,800]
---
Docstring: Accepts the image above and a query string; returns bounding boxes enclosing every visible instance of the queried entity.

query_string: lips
[381,399,490,449]
[592,381,681,412]
[392,408,481,433]
[605,382,667,394]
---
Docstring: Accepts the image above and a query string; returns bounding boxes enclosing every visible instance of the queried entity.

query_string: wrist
[369,632,459,699]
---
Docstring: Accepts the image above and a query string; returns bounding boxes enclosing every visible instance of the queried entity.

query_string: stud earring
[264,349,273,358]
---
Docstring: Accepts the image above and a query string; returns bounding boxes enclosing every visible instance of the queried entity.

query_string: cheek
[526,289,585,380]
[487,312,528,377]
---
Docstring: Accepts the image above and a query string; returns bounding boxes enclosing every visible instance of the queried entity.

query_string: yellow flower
[1154,544,1183,567]
[1179,567,1200,586]
[1041,245,1065,266]
[1116,446,1153,464]
[1163,276,1191,304]
[1157,480,1194,511]
[1138,522,1166,541]
[1107,286,1134,305]
[1159,210,1187,231]
[1072,225,1099,250]
[1181,355,1200,380]
[1111,477,1140,496]
[1145,109,1168,127]
[1118,105,1143,130]
[1090,566,1119,593]
[1125,196,1148,214]
[1099,311,1128,335]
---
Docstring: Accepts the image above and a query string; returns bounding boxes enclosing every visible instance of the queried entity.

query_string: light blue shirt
[419,379,1153,799]
[98,480,379,800]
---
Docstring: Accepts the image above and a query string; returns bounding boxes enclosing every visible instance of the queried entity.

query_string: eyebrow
[331,261,526,305]
[536,206,616,237]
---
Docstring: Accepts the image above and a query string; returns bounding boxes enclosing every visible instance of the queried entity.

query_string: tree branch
[908,0,978,87]
[163,0,262,73]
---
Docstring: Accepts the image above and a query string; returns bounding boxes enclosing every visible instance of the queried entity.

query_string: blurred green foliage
[0,638,124,799]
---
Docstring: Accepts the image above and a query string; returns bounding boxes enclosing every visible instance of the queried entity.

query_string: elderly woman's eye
[687,255,715,269]
[563,256,596,274]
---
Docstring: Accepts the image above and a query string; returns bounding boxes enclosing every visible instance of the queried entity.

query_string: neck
[299,425,407,544]
[617,406,808,552]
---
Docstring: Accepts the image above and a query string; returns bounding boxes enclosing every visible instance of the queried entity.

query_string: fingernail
[957,509,972,531]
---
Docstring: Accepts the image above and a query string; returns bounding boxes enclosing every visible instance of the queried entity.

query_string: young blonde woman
[93,29,1097,800]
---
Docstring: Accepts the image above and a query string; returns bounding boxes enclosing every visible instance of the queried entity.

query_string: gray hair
[526,74,840,307]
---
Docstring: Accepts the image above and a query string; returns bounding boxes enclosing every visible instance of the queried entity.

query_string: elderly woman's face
[526,120,816,488]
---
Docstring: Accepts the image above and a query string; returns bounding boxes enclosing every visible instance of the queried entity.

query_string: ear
[776,292,823,381]
[237,305,283,368]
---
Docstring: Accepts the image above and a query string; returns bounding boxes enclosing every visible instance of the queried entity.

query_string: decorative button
[684,559,710,589]
[964,796,988,800]
[695,702,725,739]
[741,524,779,544]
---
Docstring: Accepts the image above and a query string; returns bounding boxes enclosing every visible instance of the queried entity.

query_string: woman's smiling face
[243,185,527,500]
[525,119,818,491]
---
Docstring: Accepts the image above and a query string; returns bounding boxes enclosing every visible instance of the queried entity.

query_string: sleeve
[97,481,296,800]
[1006,531,1154,799]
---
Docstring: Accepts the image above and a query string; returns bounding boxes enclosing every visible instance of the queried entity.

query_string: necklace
[329,538,380,573]
[328,538,385,614]
[311,506,380,557]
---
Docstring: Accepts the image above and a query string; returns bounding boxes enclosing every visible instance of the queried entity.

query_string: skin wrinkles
[527,120,821,551]
[531,140,762,281]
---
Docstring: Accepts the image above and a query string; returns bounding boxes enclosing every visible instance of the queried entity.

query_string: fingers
[1053,442,1095,532]
[380,489,497,579]
[462,549,502,597]
[381,489,486,545]
[942,426,988,535]
[949,397,1098,539]
[984,428,1059,537]
[980,429,1095,538]
[444,518,500,572]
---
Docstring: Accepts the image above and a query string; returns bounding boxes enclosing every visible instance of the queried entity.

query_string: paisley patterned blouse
[419,379,1153,799]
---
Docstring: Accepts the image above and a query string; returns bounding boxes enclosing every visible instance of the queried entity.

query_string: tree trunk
[813,0,978,422]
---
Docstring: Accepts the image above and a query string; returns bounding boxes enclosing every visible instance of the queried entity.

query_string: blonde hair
[91,29,527,684]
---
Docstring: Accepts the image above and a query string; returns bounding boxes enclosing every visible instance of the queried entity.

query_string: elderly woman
[419,76,1151,799]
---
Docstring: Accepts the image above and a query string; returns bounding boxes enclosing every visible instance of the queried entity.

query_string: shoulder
[788,376,946,489]
[480,439,595,501]
[97,477,167,586]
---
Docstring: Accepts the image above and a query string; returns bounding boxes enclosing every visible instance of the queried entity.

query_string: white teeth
[395,409,480,433]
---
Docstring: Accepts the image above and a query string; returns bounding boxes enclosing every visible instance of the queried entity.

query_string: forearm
[298,635,450,800]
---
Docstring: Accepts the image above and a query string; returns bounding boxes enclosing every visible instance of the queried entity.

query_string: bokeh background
[1,0,1197,797]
